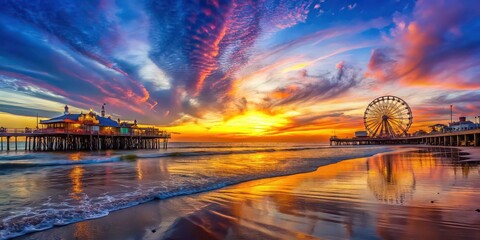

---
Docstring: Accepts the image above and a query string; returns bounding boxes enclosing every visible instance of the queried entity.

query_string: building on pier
[0,104,171,151]
[449,117,478,132]
[330,96,480,147]
[429,124,449,134]
[330,129,480,147]
[39,105,166,137]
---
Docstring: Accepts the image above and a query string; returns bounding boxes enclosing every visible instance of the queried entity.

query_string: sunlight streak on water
[157,147,480,239]
[69,166,84,200]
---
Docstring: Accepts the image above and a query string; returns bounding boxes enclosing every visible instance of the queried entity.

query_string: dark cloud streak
[262,63,362,110]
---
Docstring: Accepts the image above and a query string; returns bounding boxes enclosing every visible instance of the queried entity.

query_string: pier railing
[0,128,171,138]
[0,126,171,151]
[330,128,480,147]
[0,128,34,134]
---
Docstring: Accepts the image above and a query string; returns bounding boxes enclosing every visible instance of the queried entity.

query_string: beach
[0,143,391,239]
[2,0,480,239]
[15,146,480,239]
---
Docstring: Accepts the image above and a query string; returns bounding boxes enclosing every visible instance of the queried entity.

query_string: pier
[0,105,171,151]
[330,128,480,147]
[330,95,480,147]
[0,128,170,151]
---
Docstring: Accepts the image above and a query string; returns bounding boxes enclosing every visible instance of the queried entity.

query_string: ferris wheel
[364,96,413,138]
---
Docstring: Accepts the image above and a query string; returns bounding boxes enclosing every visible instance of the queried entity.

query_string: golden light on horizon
[219,111,289,136]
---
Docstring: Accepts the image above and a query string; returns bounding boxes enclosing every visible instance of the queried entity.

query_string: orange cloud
[270,85,299,99]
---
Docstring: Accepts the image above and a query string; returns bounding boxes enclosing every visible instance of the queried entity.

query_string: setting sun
[220,111,289,136]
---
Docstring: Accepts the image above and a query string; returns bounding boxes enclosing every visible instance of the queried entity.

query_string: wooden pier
[330,129,480,147]
[0,128,170,151]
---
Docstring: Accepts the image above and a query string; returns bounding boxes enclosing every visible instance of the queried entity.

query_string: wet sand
[18,147,480,239]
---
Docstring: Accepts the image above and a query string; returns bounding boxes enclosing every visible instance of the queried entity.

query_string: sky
[0,0,479,142]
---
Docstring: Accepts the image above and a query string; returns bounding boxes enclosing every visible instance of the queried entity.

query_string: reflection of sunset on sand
[73,221,90,240]
[367,153,416,204]
[22,147,480,239]
[174,148,480,239]
[68,152,86,200]
[69,166,84,200]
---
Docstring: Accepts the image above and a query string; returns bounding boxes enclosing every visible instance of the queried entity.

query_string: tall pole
[450,105,453,124]
[36,113,39,129]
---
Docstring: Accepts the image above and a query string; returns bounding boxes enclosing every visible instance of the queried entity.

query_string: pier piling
[0,129,170,152]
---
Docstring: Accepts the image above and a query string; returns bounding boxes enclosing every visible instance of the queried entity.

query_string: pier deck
[0,128,171,151]
[330,129,480,147]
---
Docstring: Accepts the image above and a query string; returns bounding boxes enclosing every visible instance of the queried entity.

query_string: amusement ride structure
[331,95,479,146]
[363,96,413,138]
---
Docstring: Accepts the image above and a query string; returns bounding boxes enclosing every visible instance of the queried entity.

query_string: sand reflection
[73,221,93,239]
[135,158,171,181]
[161,148,480,239]
[18,147,480,240]
[367,153,416,204]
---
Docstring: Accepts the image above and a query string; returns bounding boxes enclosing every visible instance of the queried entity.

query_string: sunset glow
[0,0,479,142]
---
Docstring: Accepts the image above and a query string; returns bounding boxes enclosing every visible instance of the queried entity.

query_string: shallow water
[16,147,480,240]
[0,143,393,239]
[162,147,480,239]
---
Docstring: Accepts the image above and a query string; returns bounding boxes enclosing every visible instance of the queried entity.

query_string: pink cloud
[367,0,480,89]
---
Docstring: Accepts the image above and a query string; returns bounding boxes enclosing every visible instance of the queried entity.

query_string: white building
[449,117,478,132]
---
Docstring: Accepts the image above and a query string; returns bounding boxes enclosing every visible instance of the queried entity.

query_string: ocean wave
[0,147,328,169]
[169,144,325,149]
[0,192,151,239]
[0,154,39,161]
[136,147,323,159]
[0,156,121,169]
[0,168,311,239]
[137,149,275,158]
[170,145,272,149]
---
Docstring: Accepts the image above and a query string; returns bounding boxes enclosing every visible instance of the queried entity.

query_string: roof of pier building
[40,114,81,124]
[40,113,120,127]
[40,105,120,127]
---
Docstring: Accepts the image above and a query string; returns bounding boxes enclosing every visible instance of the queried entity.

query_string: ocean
[0,143,394,239]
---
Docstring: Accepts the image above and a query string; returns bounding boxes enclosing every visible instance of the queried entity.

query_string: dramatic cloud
[262,62,361,110]
[367,0,480,89]
[0,0,317,123]
[424,91,480,117]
